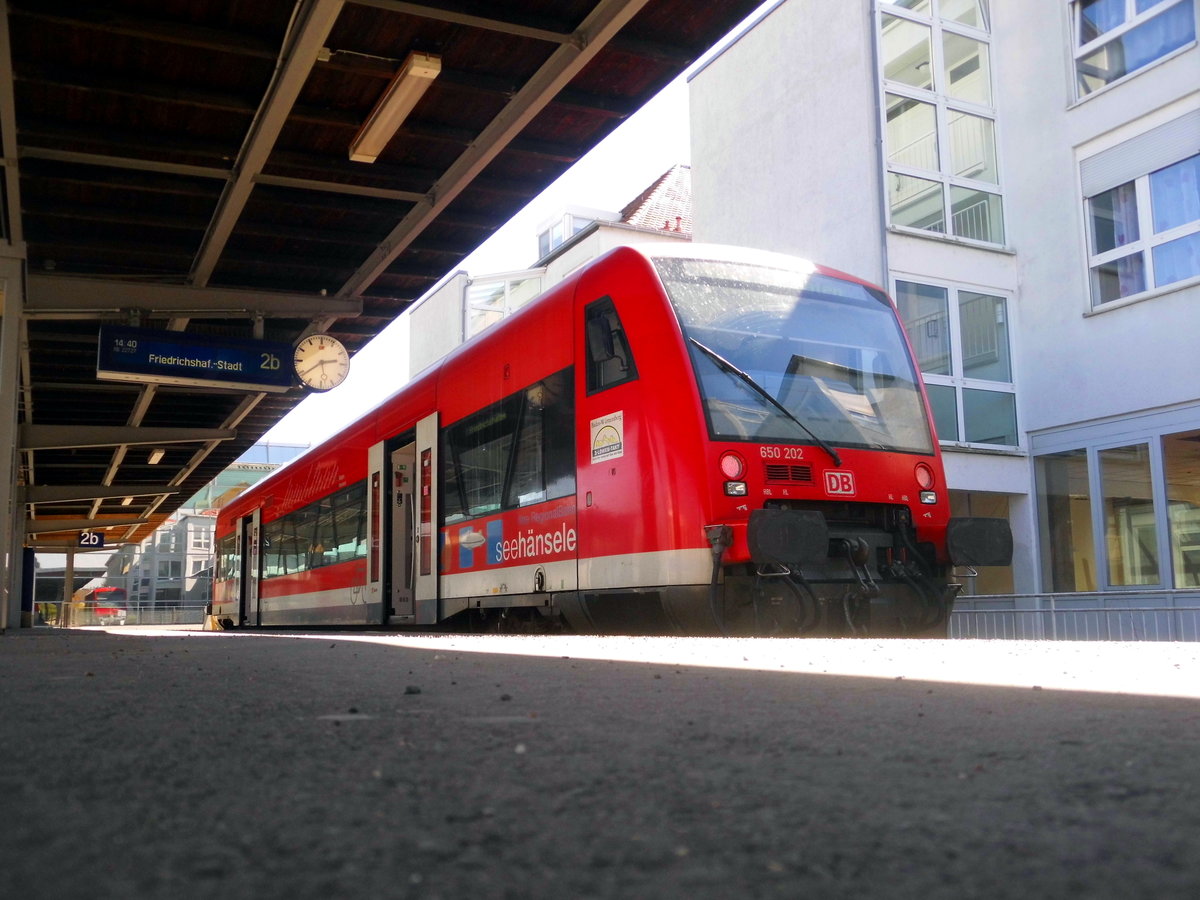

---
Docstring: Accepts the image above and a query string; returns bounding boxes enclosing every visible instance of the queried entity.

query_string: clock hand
[300,358,331,377]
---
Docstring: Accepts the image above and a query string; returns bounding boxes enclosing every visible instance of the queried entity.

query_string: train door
[238,508,262,626]
[367,441,387,624]
[389,441,416,623]
[575,295,644,586]
[414,412,439,624]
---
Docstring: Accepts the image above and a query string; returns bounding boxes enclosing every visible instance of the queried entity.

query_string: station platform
[2,628,1198,898]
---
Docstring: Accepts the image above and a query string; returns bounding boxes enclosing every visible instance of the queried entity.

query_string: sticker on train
[590,411,624,463]
[443,496,577,573]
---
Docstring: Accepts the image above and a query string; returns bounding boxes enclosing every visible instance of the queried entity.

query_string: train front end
[653,250,1010,636]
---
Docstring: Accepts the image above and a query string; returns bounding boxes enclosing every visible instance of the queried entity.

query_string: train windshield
[655,257,934,455]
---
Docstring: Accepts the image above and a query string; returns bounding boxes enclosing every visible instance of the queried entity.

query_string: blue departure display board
[97,326,294,392]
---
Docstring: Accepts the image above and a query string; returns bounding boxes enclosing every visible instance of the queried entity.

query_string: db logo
[824,470,856,496]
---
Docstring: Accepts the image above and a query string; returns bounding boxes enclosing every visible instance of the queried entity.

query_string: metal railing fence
[41,603,207,628]
[950,592,1200,642]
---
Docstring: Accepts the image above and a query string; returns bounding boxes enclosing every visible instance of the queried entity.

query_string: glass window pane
[963,388,1016,445]
[1077,2,1196,93]
[889,173,944,232]
[1149,153,1200,234]
[885,94,939,171]
[925,383,958,442]
[1123,1,1195,67]
[957,291,1010,381]
[943,33,992,104]
[1079,0,1126,44]
[1162,429,1200,588]
[1091,252,1146,303]
[948,110,998,184]
[1152,232,1200,287]
[895,281,951,374]
[1037,449,1096,591]
[950,186,1004,243]
[881,15,934,88]
[942,0,989,29]
[1089,182,1140,254]
[508,276,543,314]
[1100,443,1160,586]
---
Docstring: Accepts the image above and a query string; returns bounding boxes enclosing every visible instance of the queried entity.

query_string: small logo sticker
[824,470,856,496]
[590,411,624,464]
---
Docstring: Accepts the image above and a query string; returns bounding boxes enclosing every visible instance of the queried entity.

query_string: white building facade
[691,0,1200,601]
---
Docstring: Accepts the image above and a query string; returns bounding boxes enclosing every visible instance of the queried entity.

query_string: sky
[262,2,778,449]
[261,76,694,448]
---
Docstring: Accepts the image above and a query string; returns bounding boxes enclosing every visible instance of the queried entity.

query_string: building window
[895,280,1017,446]
[1165,429,1200,587]
[1035,427,1200,592]
[190,527,212,551]
[1073,0,1196,97]
[878,1,1004,244]
[536,213,593,259]
[1036,449,1096,592]
[465,273,544,339]
[1086,151,1200,306]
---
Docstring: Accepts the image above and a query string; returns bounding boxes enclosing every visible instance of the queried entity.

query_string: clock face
[293,334,350,391]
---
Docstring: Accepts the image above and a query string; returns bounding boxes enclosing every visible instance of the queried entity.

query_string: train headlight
[724,482,748,496]
[915,462,936,490]
[919,491,938,504]
[719,452,745,479]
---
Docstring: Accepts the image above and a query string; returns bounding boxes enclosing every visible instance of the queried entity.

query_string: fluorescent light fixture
[120,496,133,506]
[350,51,441,163]
[147,448,165,465]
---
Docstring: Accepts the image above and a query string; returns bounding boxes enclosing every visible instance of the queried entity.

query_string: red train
[214,244,1010,636]
[73,585,128,626]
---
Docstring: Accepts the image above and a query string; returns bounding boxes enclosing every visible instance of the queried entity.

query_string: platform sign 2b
[79,531,105,548]
[97,326,294,393]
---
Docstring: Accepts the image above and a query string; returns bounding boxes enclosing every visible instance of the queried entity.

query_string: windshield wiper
[688,337,842,467]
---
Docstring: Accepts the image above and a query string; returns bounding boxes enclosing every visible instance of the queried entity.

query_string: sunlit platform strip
[98,630,1200,701]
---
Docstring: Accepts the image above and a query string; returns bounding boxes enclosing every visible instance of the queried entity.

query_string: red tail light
[719,452,745,479]
[915,462,935,490]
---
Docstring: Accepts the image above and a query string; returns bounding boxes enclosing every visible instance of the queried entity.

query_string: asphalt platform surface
[2,627,1198,899]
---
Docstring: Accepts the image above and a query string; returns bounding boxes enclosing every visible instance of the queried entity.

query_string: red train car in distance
[74,586,128,626]
[214,244,1010,636]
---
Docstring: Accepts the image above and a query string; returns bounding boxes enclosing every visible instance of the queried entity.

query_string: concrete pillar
[0,255,25,631]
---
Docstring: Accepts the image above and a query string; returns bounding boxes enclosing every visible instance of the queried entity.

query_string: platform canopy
[1,0,763,548]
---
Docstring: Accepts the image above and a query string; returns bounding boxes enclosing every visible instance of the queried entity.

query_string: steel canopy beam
[338,0,654,299]
[190,0,345,287]
[23,485,180,503]
[20,425,236,450]
[350,1,575,45]
[25,516,148,534]
[24,273,361,320]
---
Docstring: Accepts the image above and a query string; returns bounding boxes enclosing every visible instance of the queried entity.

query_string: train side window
[504,369,575,507]
[217,533,237,580]
[311,482,369,565]
[443,367,576,522]
[585,297,637,394]
[447,393,523,518]
[255,481,369,578]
